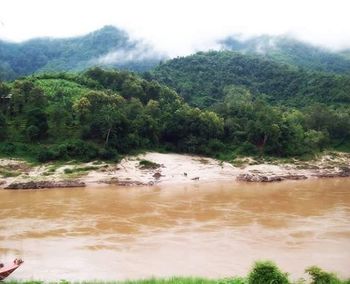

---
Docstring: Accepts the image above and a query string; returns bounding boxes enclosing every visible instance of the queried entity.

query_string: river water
[1,178,350,281]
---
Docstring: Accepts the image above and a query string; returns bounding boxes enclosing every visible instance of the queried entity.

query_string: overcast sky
[0,0,349,56]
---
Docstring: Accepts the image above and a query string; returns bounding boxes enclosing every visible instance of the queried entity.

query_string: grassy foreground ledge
[4,261,350,284]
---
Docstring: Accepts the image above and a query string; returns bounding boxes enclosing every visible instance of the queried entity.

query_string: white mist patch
[254,37,278,54]
[94,46,165,65]
[2,0,350,53]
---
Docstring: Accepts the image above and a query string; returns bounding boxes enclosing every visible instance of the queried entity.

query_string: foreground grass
[4,278,244,284]
[4,262,350,284]
[4,277,350,284]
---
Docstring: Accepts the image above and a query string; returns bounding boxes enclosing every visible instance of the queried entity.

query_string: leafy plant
[248,261,289,284]
[139,159,160,169]
[305,266,346,284]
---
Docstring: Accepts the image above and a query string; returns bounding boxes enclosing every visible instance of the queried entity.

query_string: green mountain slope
[340,50,350,60]
[0,26,164,80]
[150,50,350,108]
[220,35,350,74]
[0,68,228,159]
[1,67,349,159]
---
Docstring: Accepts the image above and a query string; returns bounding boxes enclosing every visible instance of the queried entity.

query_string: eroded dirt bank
[1,152,350,189]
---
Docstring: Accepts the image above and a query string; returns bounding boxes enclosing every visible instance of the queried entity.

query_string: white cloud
[0,0,349,56]
[94,46,165,65]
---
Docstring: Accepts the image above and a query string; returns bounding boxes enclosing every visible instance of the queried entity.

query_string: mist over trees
[220,35,350,74]
[1,27,350,162]
[0,26,164,81]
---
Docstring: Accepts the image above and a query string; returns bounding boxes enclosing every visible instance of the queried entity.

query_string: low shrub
[305,266,346,284]
[248,261,289,284]
[139,159,160,169]
[0,142,17,155]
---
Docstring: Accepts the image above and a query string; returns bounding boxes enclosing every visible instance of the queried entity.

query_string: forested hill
[0,68,225,160]
[220,35,350,74]
[341,50,350,60]
[2,26,350,81]
[150,50,350,108]
[1,67,349,159]
[0,26,164,80]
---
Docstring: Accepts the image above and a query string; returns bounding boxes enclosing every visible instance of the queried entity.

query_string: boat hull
[0,264,21,280]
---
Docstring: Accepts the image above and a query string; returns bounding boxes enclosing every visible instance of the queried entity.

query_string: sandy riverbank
[1,152,350,189]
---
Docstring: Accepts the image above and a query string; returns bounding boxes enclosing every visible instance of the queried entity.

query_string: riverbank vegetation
[150,51,350,157]
[1,54,350,163]
[4,261,350,284]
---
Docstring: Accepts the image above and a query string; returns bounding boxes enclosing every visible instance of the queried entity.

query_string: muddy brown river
[1,178,350,281]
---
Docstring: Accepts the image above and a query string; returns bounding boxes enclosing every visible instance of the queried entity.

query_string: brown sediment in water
[0,178,349,281]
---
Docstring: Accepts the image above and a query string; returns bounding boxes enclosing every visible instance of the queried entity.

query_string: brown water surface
[1,179,350,281]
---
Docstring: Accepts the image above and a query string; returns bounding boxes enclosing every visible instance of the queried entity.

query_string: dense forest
[0,26,163,80]
[150,51,350,108]
[148,51,350,155]
[1,29,350,162]
[220,35,350,74]
[0,68,224,161]
[1,62,349,162]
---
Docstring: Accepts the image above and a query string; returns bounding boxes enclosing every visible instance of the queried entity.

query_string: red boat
[0,259,23,280]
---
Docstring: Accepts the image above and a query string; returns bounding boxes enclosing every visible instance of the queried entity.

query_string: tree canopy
[1,62,349,162]
[150,51,350,108]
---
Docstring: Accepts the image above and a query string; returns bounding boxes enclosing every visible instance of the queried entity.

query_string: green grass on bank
[2,278,243,284]
[4,261,350,284]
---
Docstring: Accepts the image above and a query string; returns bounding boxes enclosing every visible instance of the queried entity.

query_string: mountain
[149,51,350,154]
[2,27,350,81]
[340,50,350,60]
[220,35,350,74]
[1,67,349,159]
[0,26,165,80]
[150,50,350,108]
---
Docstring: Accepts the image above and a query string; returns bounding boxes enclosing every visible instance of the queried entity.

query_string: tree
[28,86,47,108]
[26,108,48,140]
[121,79,145,101]
[0,81,10,98]
[0,112,7,140]
[305,104,335,132]
[304,130,329,152]
[305,266,343,284]
[99,105,121,146]
[246,102,282,155]
[248,261,289,284]
[26,125,40,142]
[47,103,72,138]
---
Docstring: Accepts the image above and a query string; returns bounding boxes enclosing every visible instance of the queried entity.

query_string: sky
[0,0,349,56]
